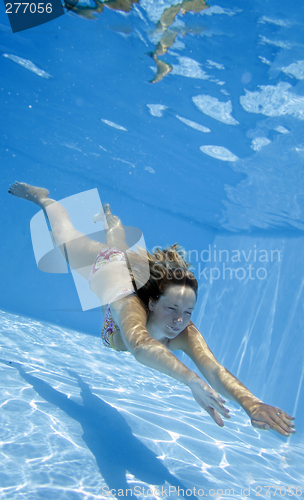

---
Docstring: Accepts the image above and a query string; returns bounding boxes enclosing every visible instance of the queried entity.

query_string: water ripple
[0,310,302,499]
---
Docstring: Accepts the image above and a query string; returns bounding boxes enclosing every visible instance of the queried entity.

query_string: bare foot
[8,182,50,207]
[102,204,124,230]
[92,203,124,230]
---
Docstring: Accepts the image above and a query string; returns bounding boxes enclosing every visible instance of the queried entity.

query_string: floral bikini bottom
[89,247,134,351]
[101,289,134,350]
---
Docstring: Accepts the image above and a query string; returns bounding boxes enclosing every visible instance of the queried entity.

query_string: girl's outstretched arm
[171,322,296,437]
[111,295,230,426]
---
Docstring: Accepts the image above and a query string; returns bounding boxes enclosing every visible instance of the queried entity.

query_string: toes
[8,182,23,193]
[8,182,23,195]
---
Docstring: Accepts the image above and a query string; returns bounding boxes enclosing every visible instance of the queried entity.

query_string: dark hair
[129,244,198,306]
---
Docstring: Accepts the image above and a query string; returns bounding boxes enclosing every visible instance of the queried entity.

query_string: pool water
[1,0,304,498]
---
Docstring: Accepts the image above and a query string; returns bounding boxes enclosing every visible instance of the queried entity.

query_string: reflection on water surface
[63,0,209,82]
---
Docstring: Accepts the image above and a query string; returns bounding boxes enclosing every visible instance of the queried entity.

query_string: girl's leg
[102,203,129,252]
[9,182,105,280]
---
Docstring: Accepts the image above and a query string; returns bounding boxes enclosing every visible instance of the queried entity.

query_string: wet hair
[129,243,198,307]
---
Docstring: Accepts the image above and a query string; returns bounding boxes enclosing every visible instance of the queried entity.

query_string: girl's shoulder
[110,292,148,328]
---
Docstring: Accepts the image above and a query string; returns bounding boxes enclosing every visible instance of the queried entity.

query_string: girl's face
[148,284,196,340]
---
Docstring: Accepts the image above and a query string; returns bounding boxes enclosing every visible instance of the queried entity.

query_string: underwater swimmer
[9,182,296,437]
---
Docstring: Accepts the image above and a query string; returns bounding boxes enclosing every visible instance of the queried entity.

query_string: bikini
[101,289,135,350]
[89,247,134,351]
[88,246,127,284]
[89,246,170,352]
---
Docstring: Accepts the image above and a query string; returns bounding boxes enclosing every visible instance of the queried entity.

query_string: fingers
[206,388,230,417]
[279,415,295,429]
[251,418,284,433]
[252,414,296,437]
[250,404,296,437]
[280,412,295,425]
[216,394,226,404]
[271,422,295,437]
[215,402,231,419]
[203,393,230,422]
[206,407,225,427]
[275,418,296,436]
[285,413,295,420]
[190,380,230,424]
[273,410,296,436]
[207,395,230,418]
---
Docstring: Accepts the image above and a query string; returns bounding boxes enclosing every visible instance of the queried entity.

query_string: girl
[9,182,295,437]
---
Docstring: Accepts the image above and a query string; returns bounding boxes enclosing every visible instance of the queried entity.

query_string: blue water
[1,0,304,498]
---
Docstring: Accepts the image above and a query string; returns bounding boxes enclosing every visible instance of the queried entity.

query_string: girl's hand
[188,375,230,426]
[250,404,296,437]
